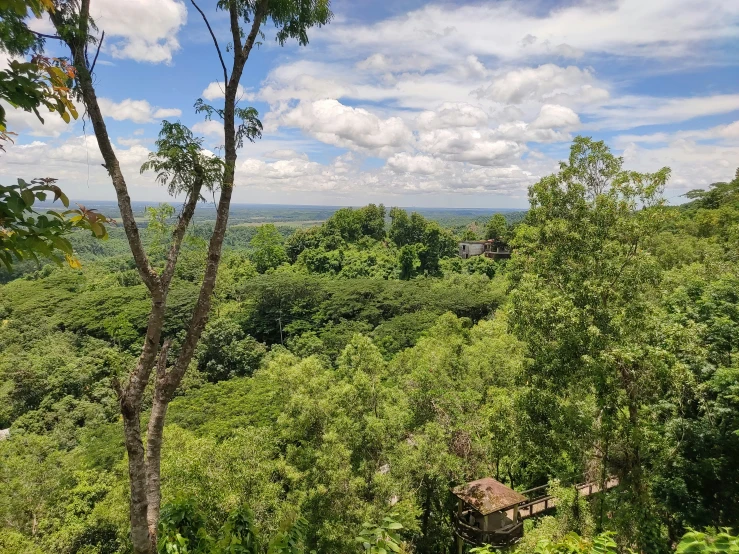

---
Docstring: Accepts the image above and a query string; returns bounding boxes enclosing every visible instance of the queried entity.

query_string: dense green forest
[1,138,738,553]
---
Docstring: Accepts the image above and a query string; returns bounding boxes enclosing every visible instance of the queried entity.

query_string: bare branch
[29,30,62,41]
[89,30,105,74]
[190,0,228,83]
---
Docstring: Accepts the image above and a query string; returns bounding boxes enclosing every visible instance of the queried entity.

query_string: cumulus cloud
[0,135,155,198]
[201,82,250,101]
[530,104,581,129]
[615,120,739,146]
[98,98,182,124]
[418,128,524,166]
[386,153,446,175]
[417,103,489,130]
[477,64,607,105]
[91,0,187,63]
[281,99,413,155]
[1,101,79,137]
[622,139,739,194]
[232,150,552,198]
[192,120,224,142]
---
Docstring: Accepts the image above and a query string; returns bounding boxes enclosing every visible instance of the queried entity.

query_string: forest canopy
[1,137,738,553]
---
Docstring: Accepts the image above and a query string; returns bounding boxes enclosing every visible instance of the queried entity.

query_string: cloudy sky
[1,0,738,208]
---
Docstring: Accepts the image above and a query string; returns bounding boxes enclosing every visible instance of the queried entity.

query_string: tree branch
[160,179,204,290]
[240,0,269,65]
[51,1,159,293]
[29,30,62,41]
[189,0,228,83]
[228,0,243,59]
[89,30,104,74]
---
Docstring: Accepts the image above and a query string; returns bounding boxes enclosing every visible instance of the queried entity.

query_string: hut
[458,239,511,260]
[452,478,526,552]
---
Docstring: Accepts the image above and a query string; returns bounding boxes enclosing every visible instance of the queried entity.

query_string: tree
[0,1,105,267]
[389,208,425,247]
[485,213,507,240]
[509,137,672,549]
[47,1,332,552]
[0,0,79,147]
[398,244,420,280]
[250,224,288,273]
[1,178,109,270]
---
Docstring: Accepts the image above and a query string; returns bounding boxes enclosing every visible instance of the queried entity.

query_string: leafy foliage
[356,513,405,554]
[140,121,224,198]
[1,138,739,554]
[1,178,111,270]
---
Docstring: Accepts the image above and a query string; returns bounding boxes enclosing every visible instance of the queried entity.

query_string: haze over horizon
[1,0,738,209]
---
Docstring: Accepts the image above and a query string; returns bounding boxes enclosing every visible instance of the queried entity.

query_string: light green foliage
[141,121,223,198]
[2,143,739,553]
[356,513,405,554]
[529,532,618,554]
[145,203,177,259]
[676,528,739,553]
[250,224,288,273]
[509,137,675,548]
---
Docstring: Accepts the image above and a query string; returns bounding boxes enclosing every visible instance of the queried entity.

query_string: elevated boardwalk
[518,478,620,519]
[453,476,619,552]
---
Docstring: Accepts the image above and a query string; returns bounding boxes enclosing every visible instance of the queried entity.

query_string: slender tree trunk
[122,405,150,552]
[51,3,269,551]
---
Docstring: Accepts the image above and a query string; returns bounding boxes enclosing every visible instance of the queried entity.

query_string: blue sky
[1,0,738,208]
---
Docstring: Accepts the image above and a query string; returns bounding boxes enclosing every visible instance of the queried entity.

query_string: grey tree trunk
[51,1,269,551]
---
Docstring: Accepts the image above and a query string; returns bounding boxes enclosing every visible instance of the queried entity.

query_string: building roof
[458,240,492,244]
[452,478,527,515]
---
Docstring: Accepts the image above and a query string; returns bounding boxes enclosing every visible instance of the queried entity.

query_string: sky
[1,0,738,209]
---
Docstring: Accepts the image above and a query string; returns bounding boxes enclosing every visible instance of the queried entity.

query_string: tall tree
[509,137,673,549]
[48,1,332,552]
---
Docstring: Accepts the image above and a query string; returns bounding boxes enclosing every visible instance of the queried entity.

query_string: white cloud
[477,64,607,105]
[281,99,413,155]
[418,128,523,166]
[192,120,224,142]
[622,139,739,194]
[386,153,446,175]
[1,101,78,138]
[232,150,553,198]
[91,0,187,63]
[152,108,182,119]
[201,82,250,101]
[417,103,489,130]
[531,104,581,129]
[325,1,739,62]
[0,135,156,196]
[615,120,739,146]
[588,94,739,130]
[98,98,181,124]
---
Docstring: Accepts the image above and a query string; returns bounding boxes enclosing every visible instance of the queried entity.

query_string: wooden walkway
[518,478,619,519]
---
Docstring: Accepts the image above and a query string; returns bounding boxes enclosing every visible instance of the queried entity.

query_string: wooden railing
[453,518,524,547]
[518,478,619,520]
